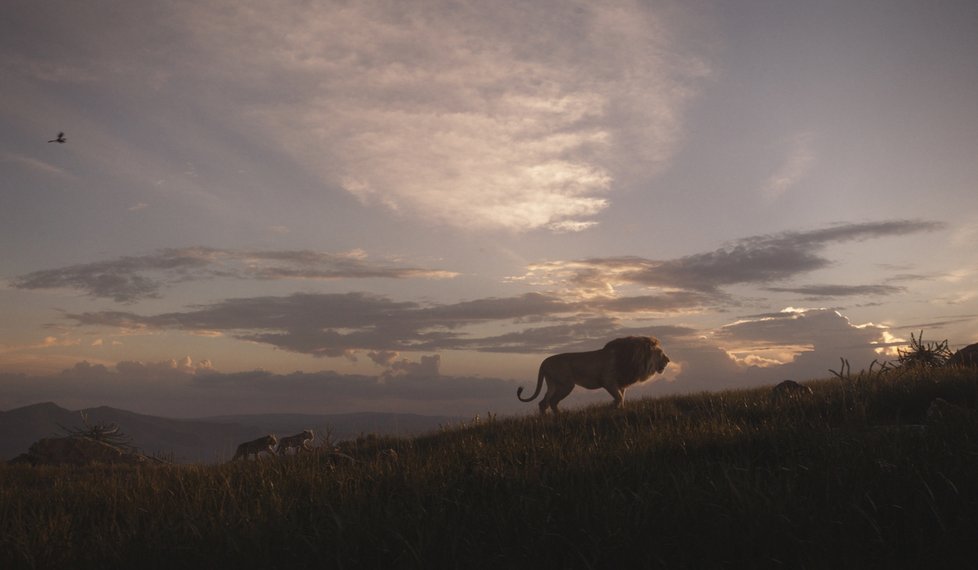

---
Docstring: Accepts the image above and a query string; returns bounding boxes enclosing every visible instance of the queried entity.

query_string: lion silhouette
[518,336,670,414]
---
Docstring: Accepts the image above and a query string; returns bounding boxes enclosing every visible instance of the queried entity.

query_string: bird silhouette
[48,132,66,143]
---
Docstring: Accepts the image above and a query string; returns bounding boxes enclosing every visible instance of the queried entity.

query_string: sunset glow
[2,0,976,418]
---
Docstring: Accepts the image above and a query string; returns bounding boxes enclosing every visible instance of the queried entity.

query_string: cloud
[175,0,708,232]
[0,358,523,417]
[64,289,708,358]
[65,292,563,355]
[763,284,905,298]
[715,307,886,351]
[709,307,893,380]
[761,132,816,198]
[58,220,944,358]
[382,354,441,380]
[586,291,726,314]
[12,247,457,302]
[627,307,901,398]
[11,250,212,302]
[518,220,944,296]
[5,306,912,418]
[367,350,399,367]
[899,315,978,333]
[2,1,711,233]
[462,320,699,355]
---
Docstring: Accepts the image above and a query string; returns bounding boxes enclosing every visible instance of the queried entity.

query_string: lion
[277,430,314,455]
[518,336,670,414]
[230,434,278,461]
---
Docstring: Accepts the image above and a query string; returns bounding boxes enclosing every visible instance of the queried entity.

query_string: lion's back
[541,348,611,375]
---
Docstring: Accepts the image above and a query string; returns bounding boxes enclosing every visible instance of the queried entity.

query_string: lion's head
[604,336,670,387]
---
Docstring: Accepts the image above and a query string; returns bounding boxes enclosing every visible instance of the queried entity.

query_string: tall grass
[3,367,978,569]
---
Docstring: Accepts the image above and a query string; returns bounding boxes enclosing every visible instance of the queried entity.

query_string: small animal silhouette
[48,132,66,143]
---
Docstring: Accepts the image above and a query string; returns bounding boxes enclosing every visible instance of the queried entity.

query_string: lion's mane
[603,336,664,388]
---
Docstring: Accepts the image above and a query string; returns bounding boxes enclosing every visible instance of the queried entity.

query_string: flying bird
[48,132,66,143]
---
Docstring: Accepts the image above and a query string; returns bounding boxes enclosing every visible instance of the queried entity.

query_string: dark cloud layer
[67,293,587,355]
[528,219,943,294]
[12,248,455,302]
[65,289,707,357]
[59,220,943,359]
[12,251,210,303]
[764,284,905,297]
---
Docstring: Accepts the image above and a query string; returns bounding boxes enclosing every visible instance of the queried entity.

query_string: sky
[1,0,977,418]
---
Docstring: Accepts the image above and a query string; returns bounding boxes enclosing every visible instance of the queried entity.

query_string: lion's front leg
[604,384,624,408]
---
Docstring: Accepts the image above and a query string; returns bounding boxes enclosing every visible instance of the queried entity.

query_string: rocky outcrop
[10,436,148,466]
[770,379,813,400]
[948,343,978,367]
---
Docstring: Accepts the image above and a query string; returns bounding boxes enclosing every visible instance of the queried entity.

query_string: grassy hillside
[3,366,978,569]
[0,404,458,463]
[0,403,262,464]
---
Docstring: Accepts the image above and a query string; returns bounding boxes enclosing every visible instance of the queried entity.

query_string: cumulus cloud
[710,307,897,384]
[0,334,82,355]
[382,354,441,380]
[631,307,901,398]
[12,247,456,302]
[367,350,399,367]
[715,308,886,353]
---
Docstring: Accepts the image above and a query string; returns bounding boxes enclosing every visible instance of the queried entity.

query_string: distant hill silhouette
[0,402,459,463]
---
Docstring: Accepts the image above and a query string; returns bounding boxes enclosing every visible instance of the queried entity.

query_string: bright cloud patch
[714,307,890,368]
[184,0,705,231]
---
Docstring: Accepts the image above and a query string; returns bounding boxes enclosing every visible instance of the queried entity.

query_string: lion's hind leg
[537,398,549,415]
[537,381,554,414]
[537,376,556,414]
[544,381,575,414]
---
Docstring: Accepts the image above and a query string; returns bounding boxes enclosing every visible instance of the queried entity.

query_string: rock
[771,379,813,400]
[948,343,978,367]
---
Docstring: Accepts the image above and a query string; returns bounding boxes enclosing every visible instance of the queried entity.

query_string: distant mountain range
[0,402,460,464]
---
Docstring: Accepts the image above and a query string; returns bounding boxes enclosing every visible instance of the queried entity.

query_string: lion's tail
[517,364,546,402]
